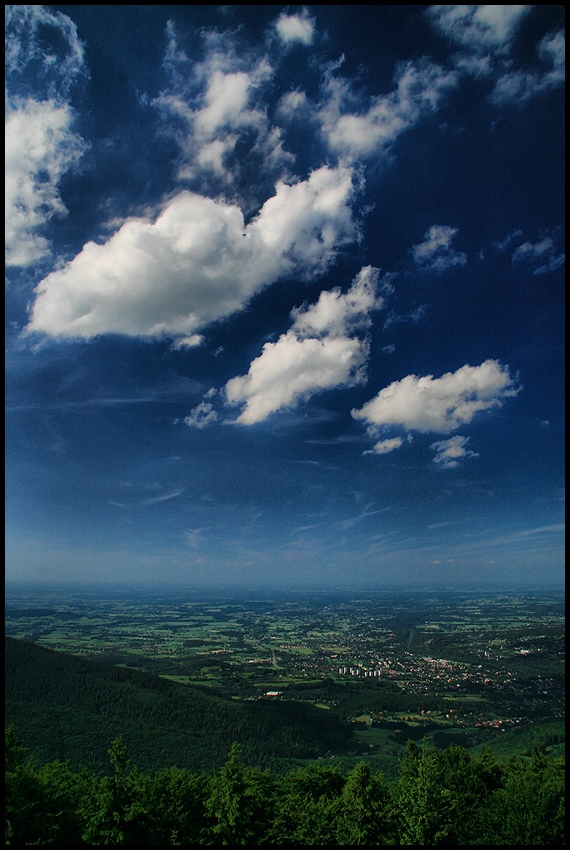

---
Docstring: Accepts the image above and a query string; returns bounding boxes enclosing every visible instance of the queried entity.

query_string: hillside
[5,637,353,774]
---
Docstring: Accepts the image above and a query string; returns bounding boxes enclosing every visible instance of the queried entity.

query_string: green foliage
[78,738,156,845]
[145,765,212,845]
[205,743,275,844]
[467,753,565,845]
[5,726,88,845]
[4,725,565,845]
[396,741,494,844]
[335,762,396,845]
[268,762,345,845]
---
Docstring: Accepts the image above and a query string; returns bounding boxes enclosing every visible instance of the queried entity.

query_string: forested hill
[5,637,352,774]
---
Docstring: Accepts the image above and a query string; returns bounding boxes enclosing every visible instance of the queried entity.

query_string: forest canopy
[5,728,565,846]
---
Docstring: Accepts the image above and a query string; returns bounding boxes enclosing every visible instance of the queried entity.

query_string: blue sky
[5,5,565,589]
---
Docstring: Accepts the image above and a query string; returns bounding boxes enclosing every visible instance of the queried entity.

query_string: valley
[5,585,564,768]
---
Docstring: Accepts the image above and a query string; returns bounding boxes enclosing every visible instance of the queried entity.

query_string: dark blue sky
[5,5,565,589]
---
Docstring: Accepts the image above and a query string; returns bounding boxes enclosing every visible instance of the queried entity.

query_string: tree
[469,753,565,845]
[205,743,275,845]
[395,742,487,845]
[335,762,396,845]
[5,726,50,846]
[6,725,93,845]
[79,737,154,845]
[268,761,345,844]
[146,765,212,845]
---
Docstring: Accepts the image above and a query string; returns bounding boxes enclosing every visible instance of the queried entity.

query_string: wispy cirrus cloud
[431,435,479,468]
[412,225,467,272]
[478,523,565,549]
[142,487,185,506]
[184,527,208,549]
[5,5,88,268]
[426,6,564,106]
[511,236,565,275]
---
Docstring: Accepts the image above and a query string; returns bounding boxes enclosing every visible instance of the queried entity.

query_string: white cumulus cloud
[24,165,359,342]
[275,11,315,46]
[290,264,383,338]
[224,266,385,425]
[352,359,520,436]
[225,334,370,426]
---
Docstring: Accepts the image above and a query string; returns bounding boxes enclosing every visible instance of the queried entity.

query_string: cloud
[170,334,204,350]
[184,402,218,429]
[5,6,88,268]
[318,58,458,160]
[426,7,564,106]
[5,98,87,267]
[383,305,427,329]
[277,90,310,120]
[352,359,520,436]
[290,264,385,338]
[511,236,565,275]
[479,523,565,549]
[426,5,531,56]
[224,265,385,424]
[430,435,479,468]
[490,29,565,105]
[24,165,359,341]
[225,334,369,426]
[142,487,184,506]
[365,436,404,456]
[5,4,87,99]
[154,23,292,187]
[338,505,388,531]
[184,527,208,549]
[412,225,467,272]
[275,10,315,46]
[494,228,523,251]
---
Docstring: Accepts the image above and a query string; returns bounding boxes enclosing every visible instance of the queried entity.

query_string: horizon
[6,580,565,595]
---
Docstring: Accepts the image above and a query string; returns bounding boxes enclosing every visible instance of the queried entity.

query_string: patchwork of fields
[5,585,564,763]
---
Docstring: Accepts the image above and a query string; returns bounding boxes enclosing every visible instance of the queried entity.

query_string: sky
[5,5,565,590]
